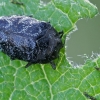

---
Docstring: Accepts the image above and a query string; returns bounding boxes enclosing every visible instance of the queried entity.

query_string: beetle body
[0,15,63,69]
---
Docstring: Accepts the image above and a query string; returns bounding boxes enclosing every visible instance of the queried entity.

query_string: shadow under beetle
[0,15,63,69]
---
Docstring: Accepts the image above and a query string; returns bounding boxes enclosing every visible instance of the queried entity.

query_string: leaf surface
[0,0,99,100]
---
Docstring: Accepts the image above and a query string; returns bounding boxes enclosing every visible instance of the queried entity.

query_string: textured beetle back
[0,15,63,69]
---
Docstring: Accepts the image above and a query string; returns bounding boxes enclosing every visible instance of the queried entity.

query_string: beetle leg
[10,56,15,60]
[48,21,50,23]
[59,30,64,38]
[11,0,24,6]
[50,61,56,70]
[28,15,33,17]
[25,62,33,68]
[83,92,96,100]
[95,67,100,71]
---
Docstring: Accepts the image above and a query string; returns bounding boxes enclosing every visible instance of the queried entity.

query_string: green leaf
[0,0,99,100]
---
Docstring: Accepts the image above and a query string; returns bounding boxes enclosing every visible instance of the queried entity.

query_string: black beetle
[0,15,63,69]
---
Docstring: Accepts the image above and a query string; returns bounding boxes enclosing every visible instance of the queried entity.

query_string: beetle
[0,15,63,69]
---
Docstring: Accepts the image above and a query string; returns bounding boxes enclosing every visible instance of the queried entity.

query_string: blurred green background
[66,0,100,65]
